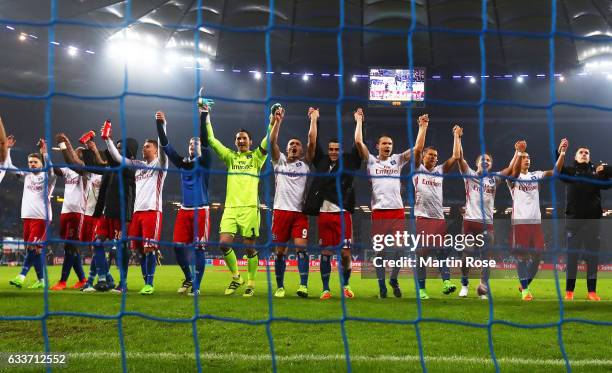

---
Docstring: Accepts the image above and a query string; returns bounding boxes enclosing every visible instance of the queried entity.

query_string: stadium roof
[1,0,610,78]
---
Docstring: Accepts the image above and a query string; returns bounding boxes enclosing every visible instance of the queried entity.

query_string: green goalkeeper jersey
[207,121,271,207]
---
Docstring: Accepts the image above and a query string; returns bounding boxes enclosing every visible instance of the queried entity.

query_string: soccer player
[269,106,313,298]
[558,146,610,301]
[508,138,568,301]
[303,108,363,300]
[354,108,427,298]
[8,139,57,289]
[49,134,89,291]
[456,132,523,299]
[156,105,211,296]
[206,105,275,297]
[86,125,138,292]
[105,111,169,295]
[53,133,103,290]
[411,115,461,300]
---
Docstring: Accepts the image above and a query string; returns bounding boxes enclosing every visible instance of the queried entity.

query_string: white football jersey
[84,173,102,216]
[22,172,57,220]
[133,157,167,212]
[462,167,501,224]
[59,167,85,214]
[273,153,309,212]
[412,164,445,219]
[367,153,407,210]
[508,171,543,224]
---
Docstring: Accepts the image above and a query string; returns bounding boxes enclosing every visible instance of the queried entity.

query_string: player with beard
[559,146,611,301]
[8,139,57,289]
[303,108,363,300]
[105,112,169,295]
[411,117,461,300]
[269,106,314,298]
[354,110,427,298]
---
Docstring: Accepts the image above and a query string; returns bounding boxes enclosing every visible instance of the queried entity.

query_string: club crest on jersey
[246,154,253,159]
[531,175,537,180]
[295,162,303,167]
[390,160,397,165]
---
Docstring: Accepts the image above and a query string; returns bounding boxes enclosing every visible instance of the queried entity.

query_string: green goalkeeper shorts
[219,206,261,238]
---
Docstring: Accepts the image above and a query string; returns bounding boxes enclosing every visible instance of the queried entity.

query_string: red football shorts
[318,212,352,248]
[95,216,124,241]
[129,210,163,251]
[60,212,83,241]
[272,209,309,243]
[511,224,545,251]
[415,217,446,250]
[79,215,98,243]
[463,220,494,236]
[174,207,210,246]
[371,208,405,236]
[23,218,48,249]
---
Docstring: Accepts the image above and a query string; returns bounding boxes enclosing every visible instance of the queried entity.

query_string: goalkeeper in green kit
[206,102,280,297]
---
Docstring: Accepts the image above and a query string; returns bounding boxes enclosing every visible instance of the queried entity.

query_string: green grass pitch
[0,266,610,372]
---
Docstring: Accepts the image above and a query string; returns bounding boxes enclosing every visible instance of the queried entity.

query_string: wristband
[58,142,67,150]
[560,151,566,156]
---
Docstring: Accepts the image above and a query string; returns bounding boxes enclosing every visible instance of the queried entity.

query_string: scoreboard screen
[368,67,425,107]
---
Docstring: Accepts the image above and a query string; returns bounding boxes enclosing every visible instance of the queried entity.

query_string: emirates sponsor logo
[518,183,538,192]
[472,184,495,194]
[375,167,399,175]
[422,178,441,187]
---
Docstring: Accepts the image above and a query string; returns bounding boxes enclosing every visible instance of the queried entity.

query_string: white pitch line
[66,352,612,367]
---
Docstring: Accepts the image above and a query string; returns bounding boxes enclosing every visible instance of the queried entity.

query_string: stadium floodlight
[516,76,524,83]
[559,75,565,82]
[254,71,262,80]
[351,75,357,83]
[469,76,476,84]
[302,74,309,82]
[67,46,78,57]
[19,33,26,41]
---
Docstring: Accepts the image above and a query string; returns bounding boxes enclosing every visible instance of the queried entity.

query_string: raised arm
[499,141,524,177]
[257,109,276,156]
[456,128,469,174]
[441,125,462,173]
[0,116,7,163]
[205,110,233,165]
[56,133,86,175]
[510,140,526,179]
[412,114,429,166]
[198,107,212,169]
[154,111,169,170]
[85,140,108,168]
[38,139,59,178]
[156,112,187,169]
[104,135,138,167]
[305,107,319,163]
[353,108,368,161]
[543,138,568,177]
[269,107,284,162]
